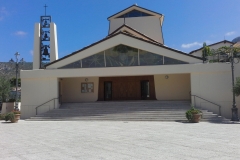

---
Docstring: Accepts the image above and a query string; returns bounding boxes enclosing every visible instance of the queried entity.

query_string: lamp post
[230,46,239,121]
[9,52,24,111]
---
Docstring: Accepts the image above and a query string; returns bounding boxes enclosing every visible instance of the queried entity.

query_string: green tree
[0,77,11,102]
[212,46,240,96]
[9,77,21,87]
[202,42,211,62]
[215,46,240,60]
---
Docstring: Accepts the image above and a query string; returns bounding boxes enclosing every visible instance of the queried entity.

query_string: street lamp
[230,45,239,121]
[9,52,24,111]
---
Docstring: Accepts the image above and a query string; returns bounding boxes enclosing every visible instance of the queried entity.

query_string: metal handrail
[191,95,221,116]
[36,98,58,115]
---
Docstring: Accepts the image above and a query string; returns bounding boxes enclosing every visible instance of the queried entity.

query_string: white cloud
[30,50,33,56]
[0,7,8,21]
[205,40,212,45]
[225,31,236,36]
[14,31,27,36]
[181,42,202,48]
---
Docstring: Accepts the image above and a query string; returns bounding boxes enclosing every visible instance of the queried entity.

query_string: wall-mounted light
[85,78,88,82]
[165,75,169,79]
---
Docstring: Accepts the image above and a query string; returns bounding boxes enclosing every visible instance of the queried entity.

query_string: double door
[99,76,155,101]
[103,78,151,100]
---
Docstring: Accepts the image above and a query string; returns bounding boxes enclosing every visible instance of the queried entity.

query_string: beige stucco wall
[21,77,59,119]
[191,70,240,119]
[21,63,240,119]
[191,42,232,57]
[33,23,40,69]
[61,77,99,102]
[154,74,191,100]
[109,16,163,43]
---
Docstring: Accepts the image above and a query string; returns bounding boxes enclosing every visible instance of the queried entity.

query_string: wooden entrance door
[98,76,156,101]
[116,81,137,100]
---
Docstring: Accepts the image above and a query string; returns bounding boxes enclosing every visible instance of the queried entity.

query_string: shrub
[0,114,6,120]
[233,78,240,96]
[5,112,15,122]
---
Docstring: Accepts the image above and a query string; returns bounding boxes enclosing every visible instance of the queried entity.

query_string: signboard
[81,82,94,93]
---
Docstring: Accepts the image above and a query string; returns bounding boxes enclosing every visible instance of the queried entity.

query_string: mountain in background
[0,62,33,78]
[232,36,240,43]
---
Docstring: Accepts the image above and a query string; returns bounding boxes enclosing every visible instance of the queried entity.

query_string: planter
[191,113,202,123]
[10,114,20,123]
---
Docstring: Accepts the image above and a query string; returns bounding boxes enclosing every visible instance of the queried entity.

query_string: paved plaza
[1,120,240,160]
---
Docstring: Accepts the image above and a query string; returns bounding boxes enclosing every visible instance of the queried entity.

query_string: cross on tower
[44,4,48,16]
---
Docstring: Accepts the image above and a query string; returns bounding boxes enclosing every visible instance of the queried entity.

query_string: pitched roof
[45,32,202,67]
[107,5,164,25]
[108,24,162,44]
[189,40,233,54]
[233,41,240,48]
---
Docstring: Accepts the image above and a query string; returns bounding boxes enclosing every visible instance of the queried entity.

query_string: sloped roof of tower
[108,24,162,44]
[107,4,164,26]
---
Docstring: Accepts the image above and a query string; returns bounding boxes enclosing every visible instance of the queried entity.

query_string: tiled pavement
[0,120,240,160]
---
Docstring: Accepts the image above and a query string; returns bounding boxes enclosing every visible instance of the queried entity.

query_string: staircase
[26,101,229,122]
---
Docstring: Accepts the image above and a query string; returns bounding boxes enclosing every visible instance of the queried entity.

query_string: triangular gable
[108,24,161,44]
[116,9,153,18]
[108,5,164,26]
[46,32,202,69]
[59,44,188,69]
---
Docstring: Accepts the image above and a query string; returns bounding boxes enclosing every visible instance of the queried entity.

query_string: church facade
[20,5,240,119]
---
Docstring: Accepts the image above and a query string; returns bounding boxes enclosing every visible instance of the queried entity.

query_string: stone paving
[0,120,240,160]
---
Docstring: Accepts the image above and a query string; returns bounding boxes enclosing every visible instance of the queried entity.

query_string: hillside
[0,62,33,78]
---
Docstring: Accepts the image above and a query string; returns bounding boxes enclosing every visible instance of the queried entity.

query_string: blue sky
[0,0,240,62]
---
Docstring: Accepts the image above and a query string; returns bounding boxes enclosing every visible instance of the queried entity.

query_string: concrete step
[41,112,213,116]
[31,114,219,118]
[27,101,227,122]
[26,117,229,122]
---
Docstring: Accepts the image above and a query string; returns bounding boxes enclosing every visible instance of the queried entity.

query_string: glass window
[139,50,163,66]
[59,46,189,69]
[105,45,138,67]
[164,56,188,65]
[59,60,81,69]
[82,52,105,68]
[117,10,153,18]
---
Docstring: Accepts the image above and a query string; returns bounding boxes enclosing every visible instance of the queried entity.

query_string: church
[20,5,240,119]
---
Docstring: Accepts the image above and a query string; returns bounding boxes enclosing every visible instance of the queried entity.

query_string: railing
[191,95,221,116]
[36,98,59,115]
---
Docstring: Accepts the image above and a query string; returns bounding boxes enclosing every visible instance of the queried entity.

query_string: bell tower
[33,4,58,69]
[40,4,51,68]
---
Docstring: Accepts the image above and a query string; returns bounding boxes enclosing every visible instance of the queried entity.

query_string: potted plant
[12,110,21,122]
[186,106,202,123]
[4,110,21,123]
